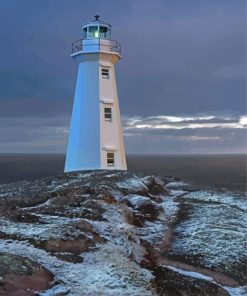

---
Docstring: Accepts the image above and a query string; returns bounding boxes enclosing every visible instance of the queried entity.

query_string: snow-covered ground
[0,171,246,295]
[0,200,155,296]
[168,189,247,285]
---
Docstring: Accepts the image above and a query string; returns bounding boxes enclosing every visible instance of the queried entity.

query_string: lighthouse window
[107,152,115,167]
[100,26,108,39]
[104,107,112,121]
[88,26,99,38]
[101,68,109,79]
[83,27,87,39]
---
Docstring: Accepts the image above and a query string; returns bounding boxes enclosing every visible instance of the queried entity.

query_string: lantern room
[71,15,121,58]
[82,15,111,40]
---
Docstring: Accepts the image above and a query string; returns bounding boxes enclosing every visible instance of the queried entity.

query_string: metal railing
[71,39,121,55]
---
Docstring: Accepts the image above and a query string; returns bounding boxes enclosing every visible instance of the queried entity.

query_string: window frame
[104,107,112,122]
[99,26,108,39]
[107,152,115,167]
[101,67,110,79]
[87,26,99,38]
[83,27,87,39]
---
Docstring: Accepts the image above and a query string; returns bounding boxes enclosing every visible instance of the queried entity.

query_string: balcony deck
[71,39,121,55]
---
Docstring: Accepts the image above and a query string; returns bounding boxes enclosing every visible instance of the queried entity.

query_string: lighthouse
[65,15,127,172]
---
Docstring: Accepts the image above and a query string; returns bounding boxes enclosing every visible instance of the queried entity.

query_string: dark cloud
[0,0,246,153]
[0,116,69,153]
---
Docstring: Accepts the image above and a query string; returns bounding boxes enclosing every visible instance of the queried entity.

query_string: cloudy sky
[0,0,246,154]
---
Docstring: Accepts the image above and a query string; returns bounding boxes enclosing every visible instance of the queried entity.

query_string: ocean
[0,154,246,193]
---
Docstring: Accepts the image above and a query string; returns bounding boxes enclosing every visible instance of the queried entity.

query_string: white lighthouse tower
[65,15,127,172]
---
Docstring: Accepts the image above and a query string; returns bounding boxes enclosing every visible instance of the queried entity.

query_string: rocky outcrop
[122,195,162,227]
[0,252,53,296]
[0,171,246,296]
[153,265,229,296]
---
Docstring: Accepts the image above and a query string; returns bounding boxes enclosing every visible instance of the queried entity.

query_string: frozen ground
[167,189,247,284]
[0,171,246,295]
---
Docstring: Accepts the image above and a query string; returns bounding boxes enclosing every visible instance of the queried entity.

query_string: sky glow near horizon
[0,112,246,154]
[125,115,247,129]
[0,0,246,154]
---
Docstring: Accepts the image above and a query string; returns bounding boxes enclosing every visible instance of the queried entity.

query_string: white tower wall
[99,54,127,170]
[65,58,101,171]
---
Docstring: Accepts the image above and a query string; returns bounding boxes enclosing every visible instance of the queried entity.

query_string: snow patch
[223,286,247,296]
[127,195,151,208]
[117,178,147,191]
[164,265,214,282]
[166,181,188,189]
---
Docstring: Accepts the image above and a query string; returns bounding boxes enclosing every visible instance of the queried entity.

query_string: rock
[73,219,94,232]
[54,252,83,263]
[142,176,170,196]
[99,191,117,204]
[14,212,40,223]
[26,218,106,262]
[152,265,230,296]
[38,284,71,296]
[0,252,53,296]
[117,177,150,196]
[122,195,162,226]
[34,236,94,254]
[127,195,162,219]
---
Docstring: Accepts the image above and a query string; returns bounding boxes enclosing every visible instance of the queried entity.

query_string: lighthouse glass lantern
[65,16,127,172]
[82,25,111,39]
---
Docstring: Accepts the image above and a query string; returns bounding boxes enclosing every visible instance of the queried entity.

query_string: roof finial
[94,14,100,21]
